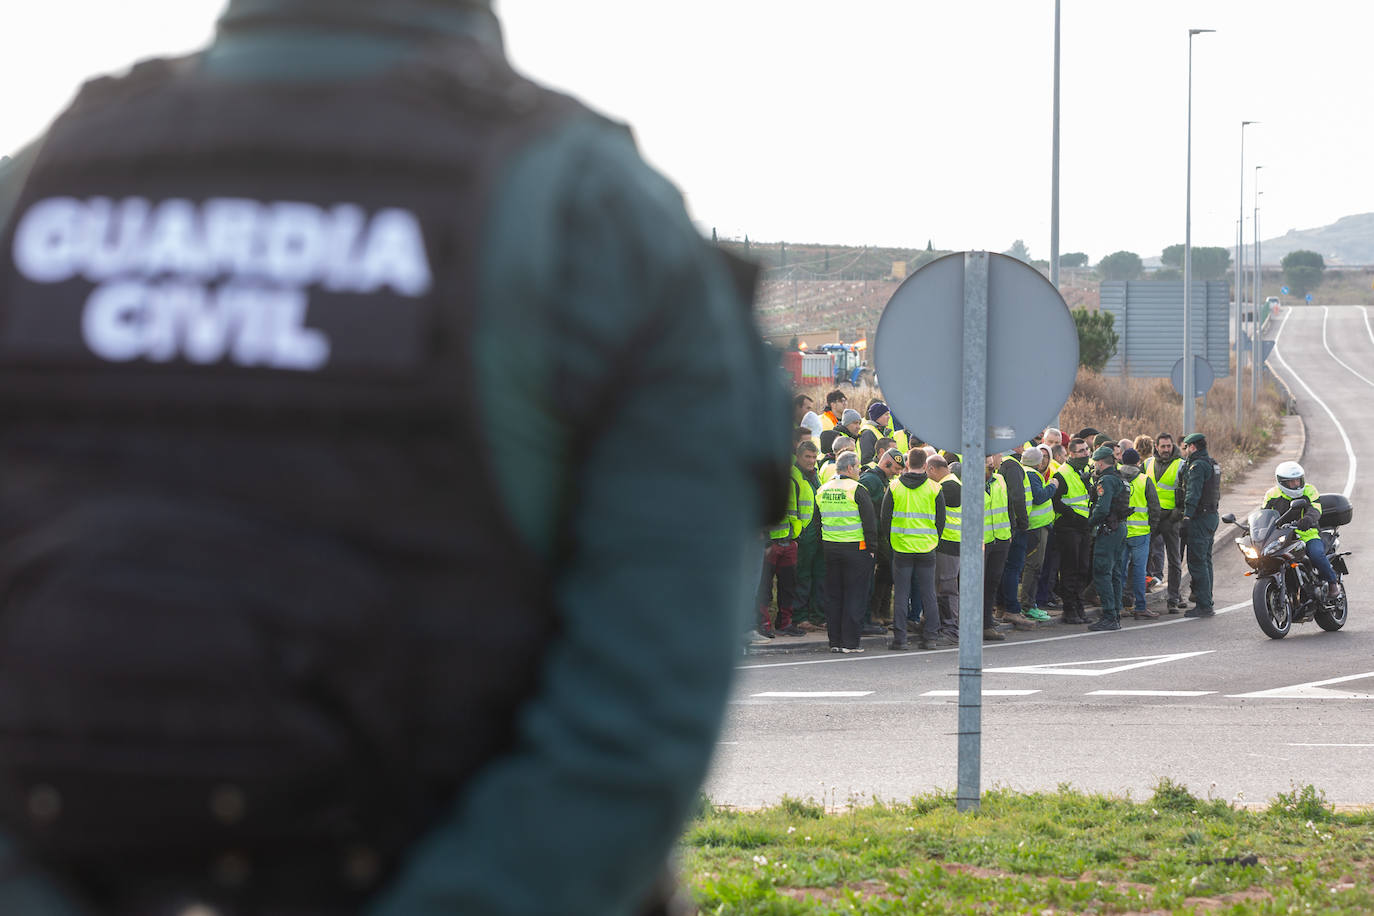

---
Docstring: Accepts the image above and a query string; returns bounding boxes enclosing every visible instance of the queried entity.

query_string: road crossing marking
[985,651,1213,677]
[1229,671,1374,700]
[1087,690,1214,697]
[750,691,874,698]
[922,689,1039,697]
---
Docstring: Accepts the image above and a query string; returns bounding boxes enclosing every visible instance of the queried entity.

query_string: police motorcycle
[1222,492,1353,639]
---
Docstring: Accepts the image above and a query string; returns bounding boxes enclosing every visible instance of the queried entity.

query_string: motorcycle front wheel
[1315,581,1348,632]
[1253,577,1292,639]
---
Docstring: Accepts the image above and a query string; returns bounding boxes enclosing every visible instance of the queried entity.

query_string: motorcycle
[1222,493,1353,639]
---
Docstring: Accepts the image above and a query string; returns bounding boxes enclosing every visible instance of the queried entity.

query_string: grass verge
[682,782,1374,914]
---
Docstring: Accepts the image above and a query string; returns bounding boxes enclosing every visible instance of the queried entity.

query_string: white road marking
[737,601,1252,670]
[1320,306,1374,388]
[750,691,874,698]
[922,689,1040,697]
[1087,689,1214,697]
[986,651,1213,677]
[1229,671,1374,700]
[1287,743,1374,748]
[1270,306,1357,497]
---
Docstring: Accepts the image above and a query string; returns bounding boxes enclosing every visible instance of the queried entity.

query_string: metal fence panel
[1099,281,1229,378]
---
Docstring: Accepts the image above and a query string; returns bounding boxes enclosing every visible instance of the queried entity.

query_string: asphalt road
[706,304,1374,809]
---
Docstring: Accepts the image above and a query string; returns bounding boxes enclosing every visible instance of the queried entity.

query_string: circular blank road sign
[874,252,1078,453]
[1170,355,1215,399]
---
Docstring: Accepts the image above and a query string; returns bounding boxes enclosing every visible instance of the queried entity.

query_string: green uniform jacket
[1182,448,1217,517]
[0,4,779,915]
[1087,467,1128,529]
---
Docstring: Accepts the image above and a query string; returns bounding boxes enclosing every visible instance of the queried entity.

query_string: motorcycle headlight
[1239,543,1258,559]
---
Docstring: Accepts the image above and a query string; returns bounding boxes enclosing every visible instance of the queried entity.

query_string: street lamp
[1253,167,1265,403]
[1182,27,1214,437]
[1050,0,1061,291]
[1235,120,1257,425]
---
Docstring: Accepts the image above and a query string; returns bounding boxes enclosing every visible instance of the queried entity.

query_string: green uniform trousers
[1184,511,1219,610]
[1092,524,1127,619]
[794,533,827,624]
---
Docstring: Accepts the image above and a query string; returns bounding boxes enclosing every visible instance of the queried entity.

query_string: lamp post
[1050,0,1061,291]
[1235,121,1256,425]
[1182,27,1214,436]
[1253,168,1264,403]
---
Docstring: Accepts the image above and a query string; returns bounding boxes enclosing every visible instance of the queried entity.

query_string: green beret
[1092,445,1115,461]
[1181,432,1206,446]
[1092,434,1112,448]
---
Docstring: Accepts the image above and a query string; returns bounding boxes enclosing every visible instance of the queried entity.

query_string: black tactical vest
[0,41,584,911]
[1197,456,1222,513]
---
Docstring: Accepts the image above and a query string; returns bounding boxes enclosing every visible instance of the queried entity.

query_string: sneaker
[1024,607,1052,622]
[756,626,776,639]
[982,627,1007,641]
[888,640,910,651]
[829,646,843,653]
[860,623,887,636]
[778,624,806,637]
[840,647,865,654]
[1041,597,1061,609]
[1088,617,1121,631]
[1132,608,1161,619]
[1145,576,1162,593]
[1183,606,1215,618]
[1167,599,1183,613]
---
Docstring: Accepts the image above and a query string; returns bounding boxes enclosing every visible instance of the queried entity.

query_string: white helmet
[1275,460,1305,499]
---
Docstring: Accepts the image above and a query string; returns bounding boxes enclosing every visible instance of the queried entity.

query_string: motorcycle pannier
[1317,493,1353,527]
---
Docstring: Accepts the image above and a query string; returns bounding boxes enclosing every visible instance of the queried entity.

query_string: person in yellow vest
[793,440,827,628]
[1016,446,1059,621]
[981,455,1013,639]
[1262,461,1340,599]
[816,451,879,652]
[926,454,981,641]
[819,435,855,485]
[1049,436,1094,623]
[858,401,892,465]
[879,448,948,650]
[1118,448,1160,618]
[1145,432,1186,611]
[819,389,848,431]
[756,442,814,638]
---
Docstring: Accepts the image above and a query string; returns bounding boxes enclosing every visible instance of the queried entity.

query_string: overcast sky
[5,2,1370,263]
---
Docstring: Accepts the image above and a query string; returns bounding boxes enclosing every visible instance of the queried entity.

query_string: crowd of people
[757,389,1229,651]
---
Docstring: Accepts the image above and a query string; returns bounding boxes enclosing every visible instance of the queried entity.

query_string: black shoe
[1088,617,1121,631]
[861,623,887,636]
[1061,614,1087,624]
[778,624,805,637]
[888,640,910,651]
[829,646,843,653]
[983,627,1007,641]
[756,627,776,639]
[1167,599,1183,613]
[1183,606,1215,618]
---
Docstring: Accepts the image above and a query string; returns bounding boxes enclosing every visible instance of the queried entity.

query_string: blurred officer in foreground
[0,2,785,914]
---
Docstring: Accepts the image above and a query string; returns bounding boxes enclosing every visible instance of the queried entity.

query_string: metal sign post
[956,252,988,812]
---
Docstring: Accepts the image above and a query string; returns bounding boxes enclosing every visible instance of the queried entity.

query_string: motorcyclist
[1262,461,1340,599]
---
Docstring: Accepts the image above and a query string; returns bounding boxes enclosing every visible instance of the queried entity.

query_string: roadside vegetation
[682,781,1374,914]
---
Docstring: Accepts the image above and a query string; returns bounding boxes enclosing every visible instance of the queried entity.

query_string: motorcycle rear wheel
[1315,581,1348,632]
[1253,577,1291,639]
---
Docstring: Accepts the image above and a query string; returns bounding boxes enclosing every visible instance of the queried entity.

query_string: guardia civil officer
[1180,432,1222,617]
[1086,445,1130,631]
[0,3,785,914]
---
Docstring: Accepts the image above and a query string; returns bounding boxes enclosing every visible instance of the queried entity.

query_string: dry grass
[793,365,1285,493]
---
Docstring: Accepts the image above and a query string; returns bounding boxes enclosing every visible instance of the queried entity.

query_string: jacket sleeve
[933,490,946,537]
[1050,471,1071,516]
[1026,471,1052,505]
[370,117,772,916]
[942,479,962,509]
[1182,461,1204,516]
[1145,478,1160,528]
[1087,480,1110,527]
[1002,462,1028,529]
[856,486,878,547]
[878,487,894,551]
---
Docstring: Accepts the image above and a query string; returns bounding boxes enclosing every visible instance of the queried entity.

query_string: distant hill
[1260,213,1374,266]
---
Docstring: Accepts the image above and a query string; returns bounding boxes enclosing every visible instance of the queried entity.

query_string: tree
[1161,244,1230,280]
[1281,249,1326,298]
[1003,239,1031,263]
[1098,250,1142,281]
[1059,252,1089,268]
[1073,308,1119,372]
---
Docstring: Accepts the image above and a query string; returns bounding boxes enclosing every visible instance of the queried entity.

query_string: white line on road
[1229,671,1374,700]
[922,689,1040,697]
[1287,743,1374,748]
[750,691,874,698]
[737,600,1251,670]
[1087,690,1214,697]
[1270,306,1357,497]
[986,651,1213,677]
[1320,306,1374,389]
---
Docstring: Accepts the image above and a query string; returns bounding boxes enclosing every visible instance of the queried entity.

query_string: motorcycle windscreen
[1249,508,1280,544]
